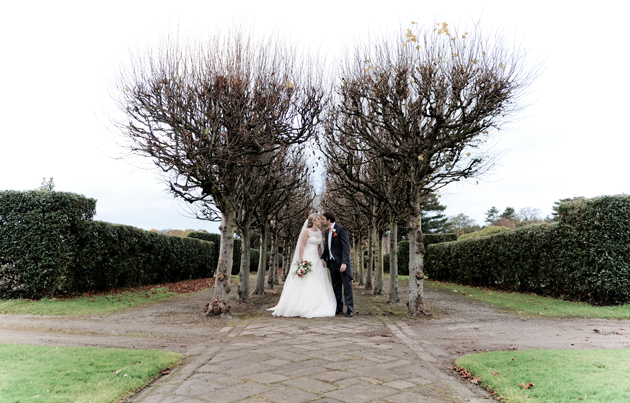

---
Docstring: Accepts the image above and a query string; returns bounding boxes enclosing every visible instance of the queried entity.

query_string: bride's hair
[307,213,319,228]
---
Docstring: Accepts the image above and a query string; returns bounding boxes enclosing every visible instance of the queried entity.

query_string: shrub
[458,226,511,240]
[75,221,214,292]
[426,195,630,305]
[0,191,215,299]
[382,234,457,276]
[0,191,96,299]
[187,232,260,275]
[425,233,458,246]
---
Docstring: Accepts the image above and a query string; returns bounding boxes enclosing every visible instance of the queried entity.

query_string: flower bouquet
[295,260,312,278]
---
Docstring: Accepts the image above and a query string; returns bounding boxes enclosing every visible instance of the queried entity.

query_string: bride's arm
[298,229,309,261]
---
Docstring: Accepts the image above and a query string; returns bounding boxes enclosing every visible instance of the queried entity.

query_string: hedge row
[381,233,459,275]
[425,195,630,305]
[188,232,260,275]
[74,221,215,292]
[0,191,215,299]
[0,191,96,299]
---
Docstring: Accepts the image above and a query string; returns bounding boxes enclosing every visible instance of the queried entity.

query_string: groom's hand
[340,264,347,272]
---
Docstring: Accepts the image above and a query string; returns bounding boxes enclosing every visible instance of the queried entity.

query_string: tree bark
[373,226,384,295]
[407,190,431,316]
[389,219,399,303]
[274,245,281,285]
[267,229,277,289]
[365,226,373,290]
[253,223,269,295]
[205,208,236,317]
[358,234,365,286]
[282,246,291,282]
[237,224,251,302]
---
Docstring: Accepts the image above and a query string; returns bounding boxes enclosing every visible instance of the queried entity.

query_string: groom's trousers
[328,262,354,313]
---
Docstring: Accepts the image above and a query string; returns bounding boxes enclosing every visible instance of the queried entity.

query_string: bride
[268,213,336,318]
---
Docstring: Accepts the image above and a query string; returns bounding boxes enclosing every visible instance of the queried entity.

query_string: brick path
[129,314,490,403]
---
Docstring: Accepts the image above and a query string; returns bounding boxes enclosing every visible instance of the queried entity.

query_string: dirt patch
[1,277,629,359]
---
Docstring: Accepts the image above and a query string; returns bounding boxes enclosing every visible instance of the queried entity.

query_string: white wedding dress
[269,228,336,318]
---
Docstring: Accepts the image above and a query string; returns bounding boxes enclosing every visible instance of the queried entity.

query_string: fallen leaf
[161,369,170,375]
[520,382,535,389]
[492,371,498,375]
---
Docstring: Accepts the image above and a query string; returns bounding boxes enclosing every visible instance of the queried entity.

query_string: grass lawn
[0,288,177,316]
[457,348,630,403]
[425,280,630,319]
[0,343,181,403]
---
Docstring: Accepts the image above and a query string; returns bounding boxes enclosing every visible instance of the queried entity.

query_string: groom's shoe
[335,310,343,315]
[346,311,353,317]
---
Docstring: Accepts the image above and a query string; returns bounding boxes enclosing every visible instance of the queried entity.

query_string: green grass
[0,288,176,316]
[457,349,630,403]
[425,280,630,319]
[0,343,181,403]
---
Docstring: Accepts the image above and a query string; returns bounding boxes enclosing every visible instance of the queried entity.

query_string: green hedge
[382,233,458,275]
[75,221,215,292]
[458,226,511,240]
[426,196,630,305]
[0,191,215,299]
[0,190,96,299]
[188,232,260,275]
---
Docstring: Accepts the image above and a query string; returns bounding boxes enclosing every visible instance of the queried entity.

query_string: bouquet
[295,260,312,278]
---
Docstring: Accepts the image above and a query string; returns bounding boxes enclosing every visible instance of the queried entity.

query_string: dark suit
[322,223,354,314]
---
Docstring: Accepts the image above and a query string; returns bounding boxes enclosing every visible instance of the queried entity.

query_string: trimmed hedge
[458,226,511,240]
[0,190,96,299]
[0,191,215,299]
[383,233,458,275]
[187,232,260,275]
[426,195,630,305]
[75,221,215,292]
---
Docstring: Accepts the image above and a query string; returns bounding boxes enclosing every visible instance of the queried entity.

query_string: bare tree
[113,29,325,316]
[326,22,538,316]
[252,149,312,295]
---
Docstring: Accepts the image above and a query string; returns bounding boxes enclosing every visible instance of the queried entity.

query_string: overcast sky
[1,1,628,234]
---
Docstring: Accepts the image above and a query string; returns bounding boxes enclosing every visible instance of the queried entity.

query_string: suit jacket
[322,223,353,279]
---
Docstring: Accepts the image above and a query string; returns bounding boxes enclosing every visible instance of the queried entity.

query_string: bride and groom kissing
[269,212,354,318]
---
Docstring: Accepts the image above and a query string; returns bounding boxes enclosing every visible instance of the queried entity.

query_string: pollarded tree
[113,29,325,316]
[328,22,538,316]
[251,148,312,295]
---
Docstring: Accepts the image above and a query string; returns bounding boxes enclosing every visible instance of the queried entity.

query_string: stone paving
[129,314,490,403]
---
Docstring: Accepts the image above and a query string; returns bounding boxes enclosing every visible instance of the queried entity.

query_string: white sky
[1,1,628,233]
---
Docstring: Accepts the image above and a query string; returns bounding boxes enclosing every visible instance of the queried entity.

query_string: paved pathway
[129,314,490,403]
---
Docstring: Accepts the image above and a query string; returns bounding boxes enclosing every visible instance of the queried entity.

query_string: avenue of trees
[114,23,537,317]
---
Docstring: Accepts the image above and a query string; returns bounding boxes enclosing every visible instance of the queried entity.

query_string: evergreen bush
[75,221,214,292]
[382,233,457,275]
[0,191,215,299]
[188,232,260,275]
[0,191,96,299]
[458,226,511,240]
[426,195,630,305]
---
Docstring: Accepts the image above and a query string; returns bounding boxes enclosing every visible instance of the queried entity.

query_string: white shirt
[328,223,336,259]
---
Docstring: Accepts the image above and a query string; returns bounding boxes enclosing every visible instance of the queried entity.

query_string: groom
[321,212,354,317]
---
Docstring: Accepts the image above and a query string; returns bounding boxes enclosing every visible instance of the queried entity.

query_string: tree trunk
[373,227,384,295]
[282,246,291,282]
[351,237,357,283]
[407,190,430,316]
[389,219,399,303]
[267,229,277,289]
[274,242,281,285]
[365,225,373,290]
[253,223,268,294]
[358,234,365,286]
[205,207,236,317]
[237,224,251,302]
